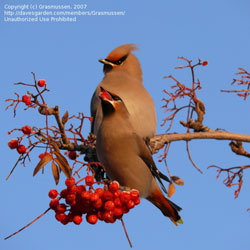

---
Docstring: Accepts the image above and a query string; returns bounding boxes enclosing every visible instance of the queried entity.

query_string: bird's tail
[147,188,183,226]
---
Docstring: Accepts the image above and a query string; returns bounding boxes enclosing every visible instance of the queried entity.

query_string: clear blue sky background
[1,1,250,250]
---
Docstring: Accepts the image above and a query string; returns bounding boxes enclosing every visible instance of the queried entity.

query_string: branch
[150,131,250,152]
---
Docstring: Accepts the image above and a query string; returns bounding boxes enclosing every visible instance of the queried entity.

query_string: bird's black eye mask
[106,55,128,65]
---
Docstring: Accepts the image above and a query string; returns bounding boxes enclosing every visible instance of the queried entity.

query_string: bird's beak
[99,87,119,111]
[99,87,113,102]
[98,59,116,67]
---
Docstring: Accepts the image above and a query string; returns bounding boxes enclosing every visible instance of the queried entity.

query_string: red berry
[104,200,115,211]
[8,139,19,149]
[56,203,67,213]
[103,211,116,223]
[92,198,103,209]
[55,213,67,222]
[65,177,75,188]
[21,125,32,135]
[122,206,129,214]
[109,181,119,192]
[113,207,123,218]
[68,151,77,160]
[22,95,32,105]
[39,152,50,159]
[17,145,26,154]
[38,79,46,87]
[134,198,141,205]
[86,214,98,225]
[95,188,104,197]
[85,176,94,186]
[102,190,113,201]
[90,193,99,202]
[73,215,83,225]
[113,190,121,198]
[68,185,77,194]
[81,191,91,200]
[120,192,131,204]
[114,197,122,207]
[61,217,69,225]
[48,189,58,199]
[202,61,208,66]
[60,189,68,198]
[130,189,140,200]
[97,211,104,221]
[39,153,45,159]
[126,200,135,209]
[67,213,74,222]
[66,194,76,204]
[49,199,59,210]
[76,185,86,194]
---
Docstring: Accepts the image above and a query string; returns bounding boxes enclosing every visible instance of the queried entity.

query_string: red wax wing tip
[99,88,113,101]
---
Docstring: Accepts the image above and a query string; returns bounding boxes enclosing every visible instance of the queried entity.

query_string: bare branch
[150,131,250,152]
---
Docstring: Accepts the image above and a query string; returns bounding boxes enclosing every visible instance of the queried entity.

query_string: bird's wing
[133,133,171,195]
[90,88,100,133]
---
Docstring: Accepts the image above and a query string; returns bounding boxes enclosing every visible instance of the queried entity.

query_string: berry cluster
[8,125,32,154]
[21,79,46,106]
[49,176,140,225]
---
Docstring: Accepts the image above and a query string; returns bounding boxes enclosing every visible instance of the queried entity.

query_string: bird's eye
[113,55,128,65]
[112,95,122,101]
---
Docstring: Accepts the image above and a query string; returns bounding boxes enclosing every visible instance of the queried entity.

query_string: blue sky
[1,1,250,250]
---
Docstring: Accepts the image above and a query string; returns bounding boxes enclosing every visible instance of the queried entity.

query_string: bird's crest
[106,44,138,62]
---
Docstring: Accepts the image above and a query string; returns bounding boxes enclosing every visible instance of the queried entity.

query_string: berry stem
[6,155,22,180]
[4,207,51,240]
[120,218,133,248]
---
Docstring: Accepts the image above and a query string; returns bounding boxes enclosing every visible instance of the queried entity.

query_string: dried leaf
[33,154,53,176]
[54,151,72,178]
[171,176,184,186]
[51,161,60,185]
[50,142,60,153]
[62,111,69,125]
[54,150,69,168]
[167,183,176,198]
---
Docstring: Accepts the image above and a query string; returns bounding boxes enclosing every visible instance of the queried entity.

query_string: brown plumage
[91,44,156,141]
[96,88,183,225]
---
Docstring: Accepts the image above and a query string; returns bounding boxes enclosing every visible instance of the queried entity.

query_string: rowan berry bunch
[8,125,33,155]
[5,74,96,182]
[48,177,140,226]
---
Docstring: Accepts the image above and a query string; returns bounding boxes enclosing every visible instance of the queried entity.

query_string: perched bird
[91,44,156,141]
[96,88,183,225]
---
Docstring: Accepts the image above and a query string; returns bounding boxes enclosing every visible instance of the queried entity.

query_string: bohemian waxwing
[96,88,183,225]
[91,44,156,141]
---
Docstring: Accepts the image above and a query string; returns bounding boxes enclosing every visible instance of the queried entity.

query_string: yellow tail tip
[177,218,184,224]
[171,218,184,226]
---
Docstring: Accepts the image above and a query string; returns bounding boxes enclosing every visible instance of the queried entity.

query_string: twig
[186,141,203,173]
[4,208,51,240]
[121,218,133,248]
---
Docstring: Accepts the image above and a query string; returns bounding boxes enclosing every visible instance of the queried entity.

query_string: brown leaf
[54,151,72,178]
[171,176,184,186]
[50,142,60,153]
[51,161,60,185]
[62,111,69,125]
[167,183,176,198]
[33,154,53,176]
